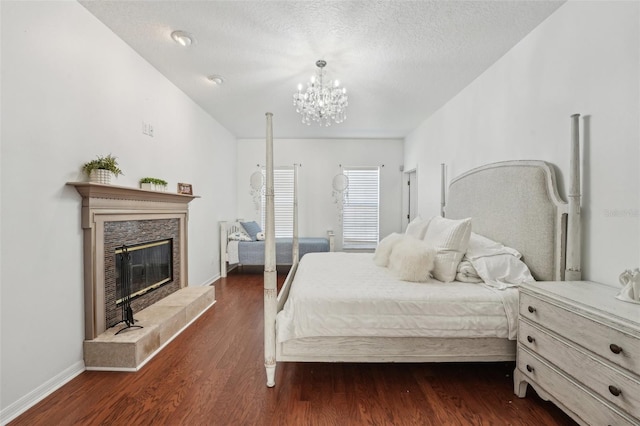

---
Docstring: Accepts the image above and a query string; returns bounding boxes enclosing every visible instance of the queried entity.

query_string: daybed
[261,113,582,387]
[219,220,334,277]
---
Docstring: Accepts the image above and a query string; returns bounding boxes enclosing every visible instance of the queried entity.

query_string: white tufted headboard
[445,161,568,281]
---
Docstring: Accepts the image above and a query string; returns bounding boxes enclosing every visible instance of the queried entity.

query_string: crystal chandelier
[293,60,348,126]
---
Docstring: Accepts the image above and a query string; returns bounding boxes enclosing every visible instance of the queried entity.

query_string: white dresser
[514,281,640,425]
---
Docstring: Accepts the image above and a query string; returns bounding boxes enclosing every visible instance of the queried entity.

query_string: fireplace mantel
[68,182,198,204]
[68,182,198,340]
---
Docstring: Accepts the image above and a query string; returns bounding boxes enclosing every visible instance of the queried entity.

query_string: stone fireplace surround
[104,219,180,329]
[69,182,215,370]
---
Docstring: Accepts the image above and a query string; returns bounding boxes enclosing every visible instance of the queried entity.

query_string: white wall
[236,138,404,250]
[404,0,639,285]
[0,1,236,420]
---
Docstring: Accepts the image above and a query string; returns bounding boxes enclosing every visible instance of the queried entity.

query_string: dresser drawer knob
[609,344,623,354]
[527,335,535,343]
[527,306,536,313]
[526,364,535,373]
[608,385,622,397]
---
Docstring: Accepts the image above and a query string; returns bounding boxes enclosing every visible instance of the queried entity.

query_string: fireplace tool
[115,245,143,335]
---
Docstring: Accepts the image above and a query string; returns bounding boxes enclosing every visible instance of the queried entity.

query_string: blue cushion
[240,221,262,241]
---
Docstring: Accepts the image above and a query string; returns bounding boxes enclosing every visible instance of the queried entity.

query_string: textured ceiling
[80,1,565,139]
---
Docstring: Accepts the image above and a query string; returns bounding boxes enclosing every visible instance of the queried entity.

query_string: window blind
[261,167,294,238]
[342,167,380,249]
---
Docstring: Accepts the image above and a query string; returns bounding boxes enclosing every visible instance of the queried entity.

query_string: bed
[219,220,334,277]
[262,113,582,387]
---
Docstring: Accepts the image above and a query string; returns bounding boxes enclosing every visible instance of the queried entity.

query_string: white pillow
[423,216,472,282]
[405,216,431,240]
[373,232,405,267]
[388,237,436,282]
[229,231,252,241]
[470,254,535,289]
[466,232,521,260]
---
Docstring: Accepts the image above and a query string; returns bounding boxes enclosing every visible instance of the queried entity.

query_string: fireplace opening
[115,239,173,305]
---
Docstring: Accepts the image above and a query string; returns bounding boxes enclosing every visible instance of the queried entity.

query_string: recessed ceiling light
[207,75,224,85]
[171,30,194,47]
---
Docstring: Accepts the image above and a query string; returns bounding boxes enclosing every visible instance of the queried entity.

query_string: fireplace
[104,232,178,328]
[104,218,181,329]
[68,182,197,339]
[70,182,216,371]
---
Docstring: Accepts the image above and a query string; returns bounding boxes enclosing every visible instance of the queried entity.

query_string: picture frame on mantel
[177,182,193,195]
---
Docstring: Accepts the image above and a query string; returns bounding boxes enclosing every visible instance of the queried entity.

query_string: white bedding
[276,252,519,343]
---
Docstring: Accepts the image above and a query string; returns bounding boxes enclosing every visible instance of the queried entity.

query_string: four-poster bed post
[263,118,305,387]
[264,112,277,387]
[565,113,582,280]
[292,163,300,264]
[440,163,446,217]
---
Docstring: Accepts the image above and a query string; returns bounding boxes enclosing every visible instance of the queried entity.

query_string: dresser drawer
[520,292,640,373]
[519,319,640,420]
[517,347,638,426]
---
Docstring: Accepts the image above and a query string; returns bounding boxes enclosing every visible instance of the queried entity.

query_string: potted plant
[82,154,123,184]
[139,177,168,191]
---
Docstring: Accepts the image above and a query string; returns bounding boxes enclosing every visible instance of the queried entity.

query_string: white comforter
[276,252,518,343]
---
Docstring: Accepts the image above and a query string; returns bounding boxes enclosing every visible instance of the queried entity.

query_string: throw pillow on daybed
[229,231,252,242]
[388,236,436,282]
[373,232,404,267]
[240,221,262,241]
[423,216,472,283]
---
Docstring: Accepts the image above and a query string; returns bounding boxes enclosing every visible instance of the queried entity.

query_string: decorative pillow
[229,231,252,242]
[373,232,405,267]
[256,231,266,241]
[423,216,472,283]
[405,216,431,240]
[470,254,535,289]
[388,237,436,282]
[466,232,521,260]
[240,221,262,241]
[455,258,482,283]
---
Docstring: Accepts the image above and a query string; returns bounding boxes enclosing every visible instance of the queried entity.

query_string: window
[342,167,380,249]
[261,167,294,238]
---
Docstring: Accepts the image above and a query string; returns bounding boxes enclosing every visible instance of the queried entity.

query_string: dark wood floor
[11,269,577,425]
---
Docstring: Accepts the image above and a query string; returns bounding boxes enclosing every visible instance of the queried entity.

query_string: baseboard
[194,274,220,287]
[0,360,85,425]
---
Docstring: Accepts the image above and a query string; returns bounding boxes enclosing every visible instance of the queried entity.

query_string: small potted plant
[139,177,168,192]
[82,154,123,184]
